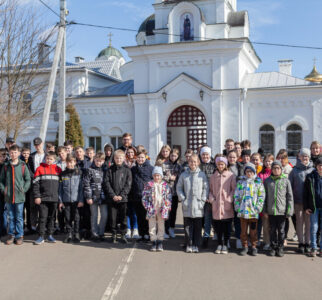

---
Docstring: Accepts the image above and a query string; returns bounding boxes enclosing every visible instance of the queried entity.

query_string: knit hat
[315,157,322,167]
[271,160,282,169]
[215,156,228,165]
[244,162,256,175]
[200,146,211,156]
[152,166,163,177]
[299,148,310,158]
[241,149,251,157]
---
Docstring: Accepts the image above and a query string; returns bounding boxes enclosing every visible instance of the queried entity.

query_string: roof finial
[108,32,113,47]
[313,57,317,66]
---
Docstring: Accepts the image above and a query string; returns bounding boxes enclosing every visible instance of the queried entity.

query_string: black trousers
[38,202,57,237]
[132,200,149,237]
[165,196,179,232]
[109,202,127,235]
[79,202,91,232]
[269,215,286,248]
[24,189,32,230]
[184,217,203,247]
[213,218,233,246]
[64,202,80,234]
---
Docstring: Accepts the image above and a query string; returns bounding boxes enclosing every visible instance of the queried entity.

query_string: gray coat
[59,168,84,203]
[263,175,294,217]
[289,161,314,204]
[176,168,209,218]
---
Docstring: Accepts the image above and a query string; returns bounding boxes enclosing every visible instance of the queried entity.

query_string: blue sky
[30,0,322,79]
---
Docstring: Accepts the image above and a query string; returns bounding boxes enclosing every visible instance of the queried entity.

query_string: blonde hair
[94,151,105,160]
[114,149,125,158]
[156,144,171,162]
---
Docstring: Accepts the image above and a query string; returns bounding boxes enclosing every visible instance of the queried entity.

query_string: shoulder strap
[22,163,25,176]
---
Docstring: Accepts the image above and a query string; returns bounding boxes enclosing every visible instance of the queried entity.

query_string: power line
[68,21,322,51]
[38,0,60,18]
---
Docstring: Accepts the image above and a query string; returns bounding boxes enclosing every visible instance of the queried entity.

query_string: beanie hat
[271,160,282,169]
[200,146,211,157]
[241,149,251,157]
[244,162,256,175]
[215,156,228,166]
[152,166,163,177]
[315,157,322,167]
[299,148,311,158]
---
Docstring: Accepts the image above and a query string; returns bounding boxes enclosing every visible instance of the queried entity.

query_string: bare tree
[0,0,56,143]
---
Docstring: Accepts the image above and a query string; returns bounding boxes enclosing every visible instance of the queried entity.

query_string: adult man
[75,147,91,171]
[118,133,134,152]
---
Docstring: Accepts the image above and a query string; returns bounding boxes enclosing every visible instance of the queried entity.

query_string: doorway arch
[167,105,207,154]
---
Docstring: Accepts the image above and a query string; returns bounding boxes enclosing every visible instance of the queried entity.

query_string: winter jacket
[33,163,62,202]
[57,160,67,172]
[103,163,132,203]
[303,170,322,212]
[77,156,92,172]
[289,161,314,204]
[28,151,46,174]
[0,160,31,204]
[83,163,106,204]
[208,170,236,220]
[131,160,154,200]
[59,168,84,203]
[263,175,294,217]
[142,181,172,219]
[176,168,209,218]
[234,176,265,219]
[229,162,243,179]
[259,169,272,183]
[20,156,34,178]
[104,143,115,168]
[200,160,216,180]
[162,160,182,196]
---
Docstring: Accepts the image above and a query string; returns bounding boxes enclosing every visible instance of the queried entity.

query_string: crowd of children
[0,134,321,257]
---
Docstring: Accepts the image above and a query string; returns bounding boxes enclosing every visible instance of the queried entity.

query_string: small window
[89,136,102,152]
[287,124,302,157]
[110,136,122,150]
[23,94,32,114]
[259,124,275,155]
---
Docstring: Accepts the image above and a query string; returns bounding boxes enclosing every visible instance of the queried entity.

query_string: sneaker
[192,246,199,253]
[157,241,164,252]
[215,245,222,254]
[318,250,322,258]
[250,247,258,256]
[304,244,311,254]
[269,248,276,257]
[5,236,14,245]
[34,236,44,245]
[169,227,176,238]
[91,235,100,243]
[125,229,131,239]
[276,247,284,257]
[150,241,157,252]
[186,246,193,253]
[15,237,23,245]
[110,235,117,244]
[202,237,209,249]
[164,233,170,239]
[292,233,298,241]
[221,245,228,254]
[239,247,248,256]
[121,235,129,244]
[236,239,242,249]
[47,235,56,243]
[74,233,81,243]
[263,244,271,251]
[132,229,141,239]
[308,249,317,257]
[297,243,305,254]
[63,234,72,243]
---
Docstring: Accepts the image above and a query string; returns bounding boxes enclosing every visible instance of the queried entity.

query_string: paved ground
[1,209,322,300]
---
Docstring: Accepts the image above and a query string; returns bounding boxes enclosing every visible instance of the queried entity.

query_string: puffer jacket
[234,176,265,219]
[162,160,182,196]
[59,168,84,203]
[304,169,322,212]
[176,168,209,218]
[142,181,172,219]
[83,163,106,204]
[103,163,132,203]
[77,156,92,172]
[289,160,314,204]
[263,174,294,217]
[131,160,153,200]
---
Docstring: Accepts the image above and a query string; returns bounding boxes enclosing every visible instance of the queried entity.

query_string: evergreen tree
[65,103,84,147]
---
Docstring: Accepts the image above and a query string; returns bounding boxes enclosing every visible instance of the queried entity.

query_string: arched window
[287,124,302,157]
[88,127,102,152]
[259,124,275,154]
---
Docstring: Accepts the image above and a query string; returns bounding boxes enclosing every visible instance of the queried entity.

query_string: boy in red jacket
[33,152,61,245]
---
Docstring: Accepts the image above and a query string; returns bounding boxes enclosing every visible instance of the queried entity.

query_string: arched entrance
[167,105,207,154]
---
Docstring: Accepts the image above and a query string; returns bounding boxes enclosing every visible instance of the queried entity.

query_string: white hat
[152,166,163,177]
[200,146,211,156]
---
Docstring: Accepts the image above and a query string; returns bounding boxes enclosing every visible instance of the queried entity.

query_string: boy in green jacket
[0,145,31,245]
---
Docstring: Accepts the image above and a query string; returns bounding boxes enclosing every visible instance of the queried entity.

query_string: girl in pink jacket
[209,155,236,254]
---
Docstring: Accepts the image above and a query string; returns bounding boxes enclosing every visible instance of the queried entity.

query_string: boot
[74,233,81,243]
[276,247,284,257]
[63,233,73,243]
[110,234,117,244]
[297,243,305,254]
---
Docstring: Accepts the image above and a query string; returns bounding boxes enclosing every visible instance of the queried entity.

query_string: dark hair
[21,147,31,153]
[47,151,57,160]
[225,138,234,144]
[63,140,73,147]
[122,133,132,138]
[66,154,76,162]
[277,149,288,159]
[241,140,251,149]
[9,145,20,152]
[57,146,67,153]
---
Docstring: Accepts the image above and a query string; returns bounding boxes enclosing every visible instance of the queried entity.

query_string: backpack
[4,163,26,176]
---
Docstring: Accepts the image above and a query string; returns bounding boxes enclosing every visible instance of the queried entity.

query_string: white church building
[17,0,322,161]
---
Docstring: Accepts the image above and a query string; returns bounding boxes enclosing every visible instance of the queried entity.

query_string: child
[234,162,265,256]
[234,142,242,162]
[59,155,84,243]
[75,147,91,171]
[209,155,236,254]
[131,150,153,241]
[142,166,172,251]
[177,154,209,253]
[57,146,68,171]
[181,149,193,172]
[199,146,216,248]
[156,145,171,164]
[251,153,263,174]
[162,148,182,238]
[276,149,293,177]
[303,157,322,257]
[289,148,314,253]
[33,151,62,245]
[63,140,74,155]
[0,148,7,237]
[223,139,235,156]
[104,150,132,243]
[241,140,251,151]
[104,143,114,168]
[83,152,107,241]
[258,153,274,250]
[86,147,96,163]
[0,145,31,245]
[310,141,321,165]
[263,161,294,257]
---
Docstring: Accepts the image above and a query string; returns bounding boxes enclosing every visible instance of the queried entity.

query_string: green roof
[138,14,155,36]
[97,46,123,60]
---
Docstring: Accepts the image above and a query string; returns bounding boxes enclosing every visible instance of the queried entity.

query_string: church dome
[138,14,155,36]
[96,45,123,60]
[305,65,322,83]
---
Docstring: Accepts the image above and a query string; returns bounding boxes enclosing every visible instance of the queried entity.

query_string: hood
[295,160,313,171]
[104,143,114,160]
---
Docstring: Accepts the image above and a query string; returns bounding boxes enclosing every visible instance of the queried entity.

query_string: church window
[89,136,102,152]
[286,124,302,157]
[111,136,122,150]
[180,13,194,41]
[259,124,275,155]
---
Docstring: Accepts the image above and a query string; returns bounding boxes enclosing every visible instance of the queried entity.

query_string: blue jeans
[127,202,138,230]
[203,202,213,238]
[310,208,322,250]
[90,203,108,236]
[7,203,24,239]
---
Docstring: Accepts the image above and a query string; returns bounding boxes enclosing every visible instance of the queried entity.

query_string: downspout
[240,88,247,141]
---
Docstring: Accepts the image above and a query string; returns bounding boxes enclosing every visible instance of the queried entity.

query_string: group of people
[0,134,321,258]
